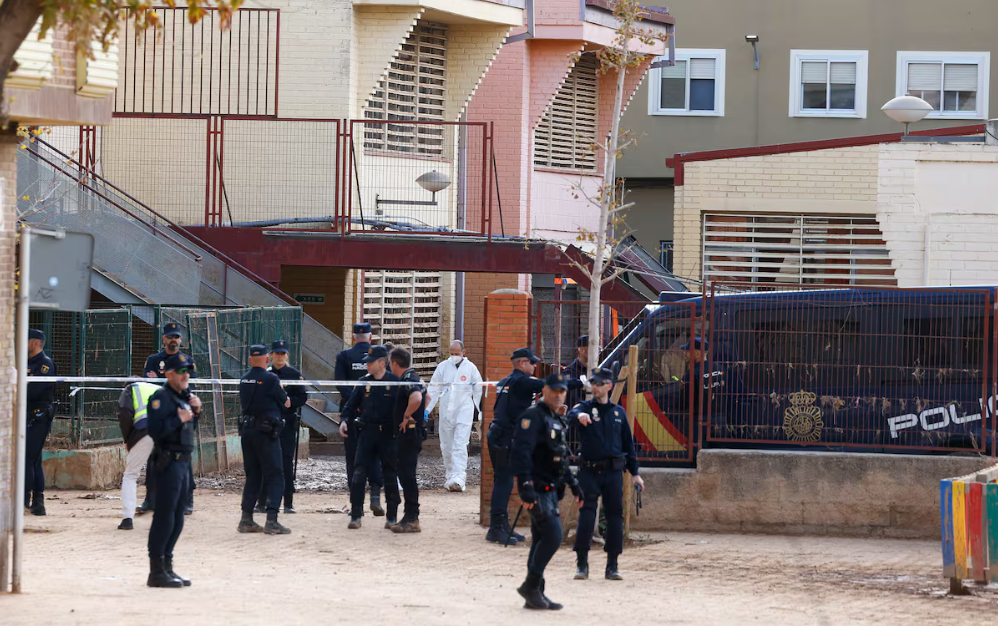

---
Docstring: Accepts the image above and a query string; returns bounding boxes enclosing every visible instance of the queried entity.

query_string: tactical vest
[131,382,159,429]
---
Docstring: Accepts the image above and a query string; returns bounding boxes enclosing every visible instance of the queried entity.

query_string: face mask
[449,355,463,366]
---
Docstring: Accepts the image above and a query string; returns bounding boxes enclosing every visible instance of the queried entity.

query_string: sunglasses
[171,368,192,376]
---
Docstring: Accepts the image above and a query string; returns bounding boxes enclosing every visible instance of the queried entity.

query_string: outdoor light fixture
[881,95,934,135]
[374,170,453,214]
[745,35,760,70]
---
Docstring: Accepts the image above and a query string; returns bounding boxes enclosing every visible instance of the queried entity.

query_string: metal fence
[28,304,302,475]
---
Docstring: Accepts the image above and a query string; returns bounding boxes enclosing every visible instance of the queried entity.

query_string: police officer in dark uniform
[335,322,384,516]
[237,345,292,536]
[487,347,583,545]
[25,329,56,516]
[510,373,583,611]
[340,345,402,529]
[146,353,200,588]
[140,323,196,515]
[567,368,644,582]
[564,335,588,408]
[388,347,425,533]
[254,339,308,514]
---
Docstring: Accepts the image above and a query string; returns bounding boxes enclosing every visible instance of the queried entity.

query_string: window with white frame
[648,49,725,116]
[896,52,990,119]
[789,50,868,118]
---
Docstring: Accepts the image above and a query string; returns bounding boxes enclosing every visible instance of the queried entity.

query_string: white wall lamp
[881,95,933,136]
[374,170,453,215]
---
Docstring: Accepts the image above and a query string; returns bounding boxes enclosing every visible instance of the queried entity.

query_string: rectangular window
[659,240,674,272]
[897,52,990,119]
[790,50,868,118]
[534,54,599,171]
[364,21,448,156]
[648,49,725,117]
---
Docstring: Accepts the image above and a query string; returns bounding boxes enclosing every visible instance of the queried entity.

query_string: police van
[598,287,997,464]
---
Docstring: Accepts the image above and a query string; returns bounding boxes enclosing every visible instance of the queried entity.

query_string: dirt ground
[3,456,998,625]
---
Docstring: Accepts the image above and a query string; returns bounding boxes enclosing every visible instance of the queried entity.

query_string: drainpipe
[923,221,931,286]
[455,112,469,340]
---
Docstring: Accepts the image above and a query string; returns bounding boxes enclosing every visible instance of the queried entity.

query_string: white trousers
[438,410,473,489]
[121,434,154,519]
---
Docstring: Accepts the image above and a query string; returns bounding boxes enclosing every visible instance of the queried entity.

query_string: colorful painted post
[953,481,968,580]
[968,482,985,583]
[941,480,955,579]
[986,483,998,583]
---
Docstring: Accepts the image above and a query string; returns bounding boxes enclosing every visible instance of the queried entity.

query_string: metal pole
[12,225,30,593]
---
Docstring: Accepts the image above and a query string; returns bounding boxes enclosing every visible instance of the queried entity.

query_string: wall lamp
[745,35,760,70]
[374,170,453,214]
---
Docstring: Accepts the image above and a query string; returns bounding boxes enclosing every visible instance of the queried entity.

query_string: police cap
[590,368,615,384]
[164,353,194,372]
[363,345,389,363]
[271,339,289,354]
[510,347,541,364]
[682,337,704,351]
[353,323,372,334]
[576,335,589,348]
[162,323,183,339]
[249,344,270,357]
[545,373,569,391]
[28,328,45,342]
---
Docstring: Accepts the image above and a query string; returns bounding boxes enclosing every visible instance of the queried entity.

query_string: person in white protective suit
[426,340,483,492]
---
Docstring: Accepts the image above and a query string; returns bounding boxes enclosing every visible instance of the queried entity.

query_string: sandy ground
[3,456,998,626]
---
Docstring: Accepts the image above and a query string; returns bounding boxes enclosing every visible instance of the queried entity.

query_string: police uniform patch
[151,399,160,410]
[159,361,165,370]
[593,408,600,422]
[40,365,49,374]
[520,418,531,429]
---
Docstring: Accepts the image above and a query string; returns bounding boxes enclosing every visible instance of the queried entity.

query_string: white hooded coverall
[426,356,483,490]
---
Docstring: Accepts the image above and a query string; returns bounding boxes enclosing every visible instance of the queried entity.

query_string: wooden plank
[941,480,956,578]
[954,481,969,580]
[986,483,998,583]
[969,481,985,583]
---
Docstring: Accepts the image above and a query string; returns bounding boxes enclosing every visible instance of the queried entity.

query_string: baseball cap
[511,347,541,364]
[545,373,568,391]
[363,345,389,363]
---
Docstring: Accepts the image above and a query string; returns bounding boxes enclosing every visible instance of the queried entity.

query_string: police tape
[30,376,497,387]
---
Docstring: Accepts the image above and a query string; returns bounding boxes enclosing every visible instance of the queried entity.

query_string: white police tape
[32,376,497,387]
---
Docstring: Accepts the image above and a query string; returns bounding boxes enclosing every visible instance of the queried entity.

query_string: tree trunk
[0,0,44,126]
[587,40,630,376]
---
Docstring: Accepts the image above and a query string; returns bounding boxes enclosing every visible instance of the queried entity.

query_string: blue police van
[599,287,996,462]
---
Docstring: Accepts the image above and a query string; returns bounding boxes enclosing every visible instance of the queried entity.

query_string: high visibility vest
[131,382,159,427]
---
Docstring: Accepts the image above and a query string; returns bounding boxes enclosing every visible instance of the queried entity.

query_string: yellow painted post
[623,345,639,536]
[954,481,969,580]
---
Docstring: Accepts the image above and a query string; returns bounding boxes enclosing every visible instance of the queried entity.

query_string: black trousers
[527,490,563,576]
[574,467,624,555]
[487,428,514,518]
[147,456,190,559]
[258,417,298,509]
[345,420,383,491]
[24,407,53,503]
[145,457,194,508]
[350,426,400,519]
[241,428,284,513]
[397,427,423,519]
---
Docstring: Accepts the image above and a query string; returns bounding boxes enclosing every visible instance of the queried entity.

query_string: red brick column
[479,289,532,525]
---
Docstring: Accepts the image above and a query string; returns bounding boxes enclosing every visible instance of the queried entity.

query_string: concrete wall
[674,144,879,281]
[878,142,998,287]
[623,186,674,255]
[619,449,986,539]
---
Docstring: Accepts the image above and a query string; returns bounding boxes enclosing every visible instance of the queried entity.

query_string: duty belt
[165,451,192,462]
[581,458,614,471]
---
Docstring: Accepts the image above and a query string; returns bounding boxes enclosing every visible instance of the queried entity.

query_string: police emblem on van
[783,391,823,443]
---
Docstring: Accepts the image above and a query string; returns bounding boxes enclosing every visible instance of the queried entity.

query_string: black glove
[518,482,537,504]
[569,481,583,500]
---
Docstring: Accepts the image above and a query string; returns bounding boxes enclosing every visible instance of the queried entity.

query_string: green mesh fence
[29,305,303,473]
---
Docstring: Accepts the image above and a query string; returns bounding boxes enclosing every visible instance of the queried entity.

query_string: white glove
[580,374,592,393]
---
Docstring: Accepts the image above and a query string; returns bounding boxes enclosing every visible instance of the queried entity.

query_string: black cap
[510,347,541,364]
[576,335,589,348]
[682,337,704,350]
[590,368,614,384]
[353,322,372,334]
[249,344,269,357]
[271,339,289,353]
[545,373,569,391]
[28,329,45,342]
[164,353,194,372]
[363,345,389,363]
[162,323,183,339]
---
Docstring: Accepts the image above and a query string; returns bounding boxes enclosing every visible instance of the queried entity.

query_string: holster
[152,449,172,472]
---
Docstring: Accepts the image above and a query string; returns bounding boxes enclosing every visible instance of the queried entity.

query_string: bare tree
[566,0,669,375]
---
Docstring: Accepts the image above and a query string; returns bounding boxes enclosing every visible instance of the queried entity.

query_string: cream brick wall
[878,142,998,287]
[444,23,510,122]
[673,145,880,282]
[351,6,423,119]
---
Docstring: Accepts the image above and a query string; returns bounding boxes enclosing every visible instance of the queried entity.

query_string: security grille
[534,54,599,171]
[702,213,897,287]
[364,21,448,157]
[362,270,443,379]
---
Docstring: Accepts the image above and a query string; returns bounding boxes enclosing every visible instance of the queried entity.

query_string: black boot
[539,578,563,610]
[237,510,264,534]
[370,485,385,516]
[284,494,296,514]
[574,552,589,580]
[136,499,152,516]
[485,513,517,545]
[164,557,191,587]
[264,511,291,535]
[147,557,183,588]
[516,573,549,610]
[504,513,526,542]
[118,518,134,530]
[30,493,46,516]
[605,553,623,581]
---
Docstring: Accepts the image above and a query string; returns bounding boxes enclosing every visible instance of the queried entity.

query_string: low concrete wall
[41,427,310,490]
[629,450,987,539]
